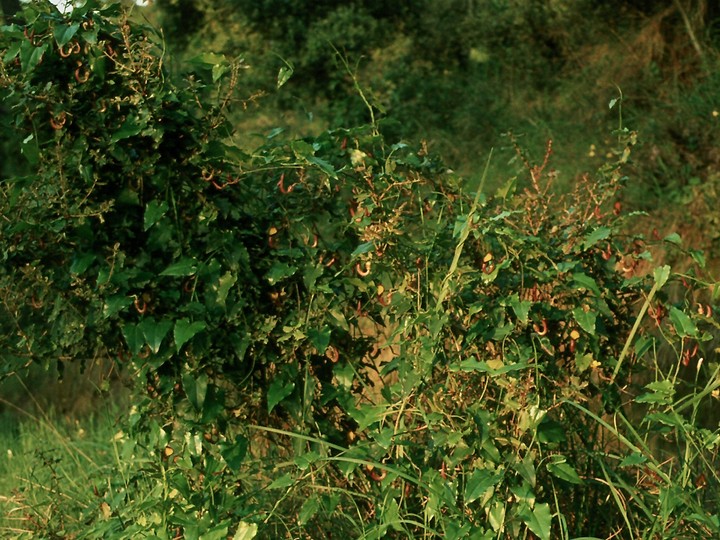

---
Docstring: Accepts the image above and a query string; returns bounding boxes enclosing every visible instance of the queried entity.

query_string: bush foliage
[1,2,720,539]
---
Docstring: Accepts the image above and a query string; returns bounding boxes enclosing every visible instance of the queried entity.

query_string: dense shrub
[1,3,719,538]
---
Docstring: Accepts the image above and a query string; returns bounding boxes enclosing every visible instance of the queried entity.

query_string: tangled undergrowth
[1,3,719,539]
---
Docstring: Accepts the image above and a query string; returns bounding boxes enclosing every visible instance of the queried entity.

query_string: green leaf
[546,456,582,484]
[214,271,237,305]
[291,140,337,178]
[182,371,208,411]
[668,306,697,337]
[572,307,596,335]
[2,40,21,64]
[160,258,198,277]
[232,522,258,540]
[212,62,229,83]
[103,295,132,319]
[277,65,293,88]
[521,502,552,540]
[450,358,529,376]
[653,265,671,288]
[268,473,294,490]
[464,468,503,504]
[297,495,320,527]
[508,294,532,324]
[351,242,375,258]
[54,23,80,47]
[188,52,227,67]
[537,418,566,443]
[644,412,681,427]
[265,262,297,285]
[20,42,47,73]
[139,318,173,354]
[144,200,169,231]
[308,327,331,354]
[515,454,536,488]
[306,155,337,179]
[488,501,507,533]
[690,249,706,268]
[110,115,143,143]
[635,379,675,405]
[174,319,207,350]
[70,253,95,275]
[619,452,648,468]
[294,451,321,470]
[348,403,387,430]
[267,377,295,413]
[572,273,601,296]
[381,498,401,532]
[220,435,248,472]
[122,323,144,356]
[201,523,230,540]
[582,226,611,250]
[575,352,593,373]
[21,134,39,165]
[663,232,682,245]
[303,264,324,291]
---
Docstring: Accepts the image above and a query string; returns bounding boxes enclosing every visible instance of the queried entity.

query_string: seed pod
[356,261,371,277]
[533,319,548,336]
[49,112,67,130]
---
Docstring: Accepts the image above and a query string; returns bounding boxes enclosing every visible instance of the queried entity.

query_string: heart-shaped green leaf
[139,318,172,354]
[174,318,206,350]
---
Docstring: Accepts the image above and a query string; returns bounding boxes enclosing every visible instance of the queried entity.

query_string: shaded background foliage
[150,0,720,201]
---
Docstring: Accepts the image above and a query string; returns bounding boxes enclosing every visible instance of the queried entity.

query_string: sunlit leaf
[215,271,237,305]
[663,232,682,245]
[668,306,697,337]
[232,522,258,540]
[572,273,601,296]
[546,456,583,484]
[464,468,503,504]
[619,452,648,467]
[635,379,675,405]
[20,42,47,73]
[520,502,552,540]
[508,294,532,324]
[653,265,670,288]
[351,242,375,258]
[573,307,596,335]
[277,65,294,88]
